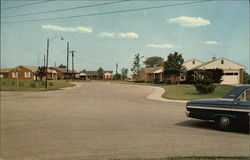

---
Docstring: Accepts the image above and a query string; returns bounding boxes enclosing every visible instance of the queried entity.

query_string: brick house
[0,68,13,79]
[143,66,164,82]
[8,66,38,80]
[49,67,78,79]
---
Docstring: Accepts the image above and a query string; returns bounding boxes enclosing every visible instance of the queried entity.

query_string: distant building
[143,66,164,82]
[49,67,78,80]
[80,70,114,80]
[0,68,13,79]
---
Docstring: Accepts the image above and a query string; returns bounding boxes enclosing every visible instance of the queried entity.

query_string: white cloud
[145,44,175,48]
[118,32,139,39]
[205,41,220,45]
[41,25,93,33]
[100,32,115,38]
[167,16,211,27]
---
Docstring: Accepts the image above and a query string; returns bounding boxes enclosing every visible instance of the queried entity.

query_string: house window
[192,61,195,65]
[221,60,224,64]
[12,72,18,78]
[24,72,31,78]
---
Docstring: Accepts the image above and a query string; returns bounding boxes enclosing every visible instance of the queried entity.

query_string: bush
[19,82,24,86]
[30,82,36,88]
[11,81,15,86]
[1,81,7,86]
[194,70,216,94]
[153,77,160,84]
[49,82,54,86]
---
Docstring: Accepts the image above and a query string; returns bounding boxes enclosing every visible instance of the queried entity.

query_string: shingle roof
[50,67,78,73]
[143,66,163,74]
[20,65,38,72]
[0,68,13,73]
[81,70,113,75]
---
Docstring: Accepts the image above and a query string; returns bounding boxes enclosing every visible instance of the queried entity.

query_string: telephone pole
[66,42,69,79]
[69,50,76,80]
[45,38,49,89]
[116,63,118,74]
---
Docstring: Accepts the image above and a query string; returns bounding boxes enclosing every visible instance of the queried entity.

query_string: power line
[2,0,211,24]
[2,0,129,18]
[1,0,53,10]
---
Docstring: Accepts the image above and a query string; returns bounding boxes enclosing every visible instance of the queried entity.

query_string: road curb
[146,86,188,103]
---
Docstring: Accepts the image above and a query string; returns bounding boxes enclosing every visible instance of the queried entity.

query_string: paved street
[1,82,249,160]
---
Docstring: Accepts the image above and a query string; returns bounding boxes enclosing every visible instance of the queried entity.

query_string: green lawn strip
[130,157,248,160]
[161,84,234,100]
[0,79,75,91]
[106,80,234,100]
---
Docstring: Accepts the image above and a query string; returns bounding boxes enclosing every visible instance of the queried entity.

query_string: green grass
[161,84,234,100]
[105,80,234,100]
[0,79,75,91]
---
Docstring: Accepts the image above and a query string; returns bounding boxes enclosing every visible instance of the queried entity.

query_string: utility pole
[66,42,69,80]
[45,38,49,89]
[44,54,46,68]
[70,50,76,81]
[54,61,56,67]
[116,63,118,74]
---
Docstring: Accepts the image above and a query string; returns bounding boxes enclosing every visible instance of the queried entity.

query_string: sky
[1,0,249,73]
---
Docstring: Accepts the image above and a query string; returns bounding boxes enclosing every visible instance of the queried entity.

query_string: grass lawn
[101,80,234,100]
[160,84,234,100]
[0,79,75,91]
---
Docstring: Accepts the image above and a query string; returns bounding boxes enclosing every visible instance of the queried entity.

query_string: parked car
[185,85,250,130]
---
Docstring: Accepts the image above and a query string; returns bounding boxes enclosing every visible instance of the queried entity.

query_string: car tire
[216,116,232,131]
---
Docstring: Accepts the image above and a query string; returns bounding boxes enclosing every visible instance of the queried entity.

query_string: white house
[185,57,245,85]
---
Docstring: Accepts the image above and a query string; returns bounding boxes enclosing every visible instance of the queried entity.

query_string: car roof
[223,85,250,99]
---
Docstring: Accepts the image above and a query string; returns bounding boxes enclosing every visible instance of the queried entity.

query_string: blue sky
[1,0,249,72]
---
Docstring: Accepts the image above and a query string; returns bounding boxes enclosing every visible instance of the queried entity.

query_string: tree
[194,70,216,94]
[143,56,164,67]
[121,68,128,81]
[97,67,104,80]
[164,52,185,78]
[36,66,46,80]
[243,71,250,84]
[131,53,144,80]
[131,53,144,73]
[58,64,66,68]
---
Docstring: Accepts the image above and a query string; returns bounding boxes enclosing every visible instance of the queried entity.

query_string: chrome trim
[186,105,250,113]
[185,111,190,117]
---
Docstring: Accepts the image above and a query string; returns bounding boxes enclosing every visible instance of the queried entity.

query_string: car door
[232,88,250,122]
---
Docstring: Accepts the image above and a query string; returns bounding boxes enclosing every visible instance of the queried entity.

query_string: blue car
[186,85,250,130]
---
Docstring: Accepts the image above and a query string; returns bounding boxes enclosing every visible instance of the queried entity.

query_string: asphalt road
[1,82,249,160]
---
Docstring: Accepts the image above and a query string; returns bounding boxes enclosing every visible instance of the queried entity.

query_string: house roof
[0,68,13,73]
[81,70,113,75]
[20,65,38,72]
[183,59,204,64]
[143,66,164,74]
[188,57,245,70]
[50,67,78,73]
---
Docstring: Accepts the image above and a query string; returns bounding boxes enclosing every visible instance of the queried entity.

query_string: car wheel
[216,116,232,131]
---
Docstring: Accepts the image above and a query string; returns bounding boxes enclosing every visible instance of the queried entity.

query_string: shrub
[194,70,216,94]
[11,81,15,86]
[19,82,24,86]
[153,77,160,84]
[49,82,54,86]
[30,82,36,88]
[1,81,7,86]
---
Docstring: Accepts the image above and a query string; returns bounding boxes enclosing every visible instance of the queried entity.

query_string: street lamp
[45,36,64,89]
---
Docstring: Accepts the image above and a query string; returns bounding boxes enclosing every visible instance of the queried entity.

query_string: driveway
[1,82,249,160]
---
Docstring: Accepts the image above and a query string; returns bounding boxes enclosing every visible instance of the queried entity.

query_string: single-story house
[8,66,58,80]
[185,57,245,85]
[49,67,78,79]
[0,68,13,79]
[143,66,164,82]
[8,66,39,80]
[80,70,114,80]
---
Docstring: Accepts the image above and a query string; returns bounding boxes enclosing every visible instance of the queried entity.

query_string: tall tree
[121,68,129,81]
[164,52,185,78]
[144,56,164,67]
[97,67,104,80]
[131,53,144,73]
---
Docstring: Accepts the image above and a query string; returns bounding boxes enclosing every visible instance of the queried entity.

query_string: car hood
[186,98,233,106]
